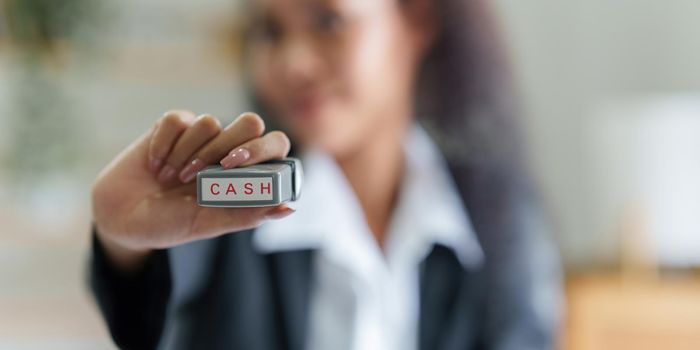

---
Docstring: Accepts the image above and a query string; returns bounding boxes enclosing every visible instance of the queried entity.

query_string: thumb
[189,205,296,239]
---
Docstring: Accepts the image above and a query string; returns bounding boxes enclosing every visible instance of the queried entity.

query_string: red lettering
[244,182,253,195]
[210,183,220,195]
[260,182,271,194]
[226,183,237,195]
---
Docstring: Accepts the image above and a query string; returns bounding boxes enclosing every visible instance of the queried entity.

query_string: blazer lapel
[418,244,467,350]
[265,249,315,350]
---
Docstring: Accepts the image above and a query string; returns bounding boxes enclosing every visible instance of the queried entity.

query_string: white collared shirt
[253,123,483,350]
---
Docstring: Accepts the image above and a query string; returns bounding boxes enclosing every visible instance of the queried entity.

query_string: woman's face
[248,0,430,157]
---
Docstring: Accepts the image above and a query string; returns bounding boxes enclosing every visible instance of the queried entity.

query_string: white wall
[496,0,700,267]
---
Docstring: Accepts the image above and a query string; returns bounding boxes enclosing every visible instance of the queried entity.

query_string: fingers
[150,111,267,184]
[194,112,266,165]
[148,110,196,173]
[177,112,267,183]
[220,130,291,169]
[156,114,221,182]
[148,111,289,187]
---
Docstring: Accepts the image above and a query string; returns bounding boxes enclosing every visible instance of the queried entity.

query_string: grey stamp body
[196,157,303,207]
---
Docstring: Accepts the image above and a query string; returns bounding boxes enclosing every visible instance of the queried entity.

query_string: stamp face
[196,158,302,207]
[200,177,274,201]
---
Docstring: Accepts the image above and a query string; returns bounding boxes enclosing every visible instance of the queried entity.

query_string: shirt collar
[253,123,483,269]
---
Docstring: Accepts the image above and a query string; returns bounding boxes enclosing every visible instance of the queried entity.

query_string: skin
[91,0,435,272]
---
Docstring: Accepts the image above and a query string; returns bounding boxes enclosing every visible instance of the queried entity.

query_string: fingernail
[149,156,163,172]
[179,158,205,183]
[158,164,177,182]
[264,206,296,220]
[220,147,250,169]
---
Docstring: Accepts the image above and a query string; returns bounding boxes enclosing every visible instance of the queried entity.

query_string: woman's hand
[91,111,294,272]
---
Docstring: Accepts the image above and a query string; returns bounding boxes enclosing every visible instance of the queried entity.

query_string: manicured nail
[158,164,177,182]
[220,147,250,169]
[179,158,205,183]
[264,206,296,220]
[149,156,163,173]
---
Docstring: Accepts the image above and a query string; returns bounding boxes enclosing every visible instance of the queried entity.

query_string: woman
[89,0,562,349]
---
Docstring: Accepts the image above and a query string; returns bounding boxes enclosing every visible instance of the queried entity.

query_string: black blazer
[89,159,561,350]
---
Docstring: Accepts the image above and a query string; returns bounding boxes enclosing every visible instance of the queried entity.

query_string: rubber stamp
[196,158,303,207]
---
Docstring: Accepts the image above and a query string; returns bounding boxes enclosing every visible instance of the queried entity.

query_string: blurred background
[1,0,699,349]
